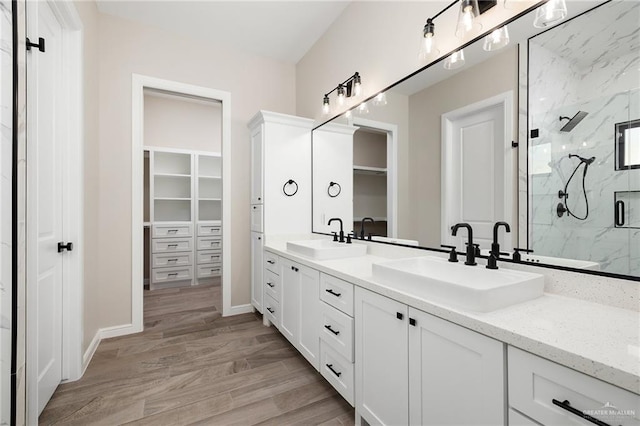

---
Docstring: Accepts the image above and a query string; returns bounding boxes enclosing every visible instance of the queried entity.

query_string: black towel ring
[328,181,341,198]
[283,179,298,197]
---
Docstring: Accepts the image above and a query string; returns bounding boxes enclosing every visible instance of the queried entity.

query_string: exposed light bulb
[345,110,352,118]
[353,73,362,97]
[443,49,465,70]
[533,0,567,28]
[373,92,387,107]
[337,84,346,106]
[455,0,481,38]
[461,6,474,31]
[322,95,330,116]
[419,18,439,61]
[357,102,369,114]
[483,26,510,51]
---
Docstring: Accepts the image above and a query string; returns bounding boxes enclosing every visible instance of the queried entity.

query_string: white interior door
[27,0,64,415]
[442,94,513,251]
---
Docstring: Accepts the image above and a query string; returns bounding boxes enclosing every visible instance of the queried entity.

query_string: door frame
[441,91,514,247]
[348,117,399,238]
[25,0,84,422]
[131,74,232,331]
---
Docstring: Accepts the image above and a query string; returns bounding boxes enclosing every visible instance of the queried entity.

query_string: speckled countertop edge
[264,239,640,395]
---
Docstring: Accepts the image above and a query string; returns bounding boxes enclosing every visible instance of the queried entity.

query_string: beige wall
[353,129,386,168]
[74,0,102,354]
[143,92,222,152]
[81,11,295,347]
[408,46,519,247]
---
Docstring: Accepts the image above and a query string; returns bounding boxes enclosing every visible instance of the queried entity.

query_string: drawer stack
[263,252,280,327]
[150,223,194,289]
[318,273,355,406]
[196,222,222,281]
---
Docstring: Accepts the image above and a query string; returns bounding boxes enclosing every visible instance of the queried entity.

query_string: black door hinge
[26,37,45,52]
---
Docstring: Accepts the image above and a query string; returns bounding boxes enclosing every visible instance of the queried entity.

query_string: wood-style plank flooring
[40,283,354,425]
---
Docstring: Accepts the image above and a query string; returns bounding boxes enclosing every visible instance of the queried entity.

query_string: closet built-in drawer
[264,269,281,302]
[264,294,279,329]
[152,223,192,238]
[251,204,263,233]
[197,264,222,278]
[152,252,193,268]
[320,341,354,407]
[320,301,354,362]
[508,346,640,426]
[197,250,222,265]
[152,237,193,253]
[320,273,354,317]
[197,223,222,237]
[264,251,279,274]
[197,236,222,251]
[151,266,193,284]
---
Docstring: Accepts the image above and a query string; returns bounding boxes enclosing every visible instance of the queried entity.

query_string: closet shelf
[155,197,191,201]
[154,173,191,178]
[353,165,387,176]
[199,175,222,179]
[199,198,222,201]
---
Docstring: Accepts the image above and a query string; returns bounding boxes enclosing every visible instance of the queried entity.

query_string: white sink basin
[286,239,367,260]
[372,256,544,312]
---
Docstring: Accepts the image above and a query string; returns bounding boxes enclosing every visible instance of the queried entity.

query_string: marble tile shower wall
[0,0,12,424]
[529,42,640,276]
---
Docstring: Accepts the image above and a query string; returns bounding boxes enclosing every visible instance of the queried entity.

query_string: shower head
[559,111,588,132]
[569,154,596,165]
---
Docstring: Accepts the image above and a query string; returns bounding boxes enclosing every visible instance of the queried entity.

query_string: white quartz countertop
[264,239,640,395]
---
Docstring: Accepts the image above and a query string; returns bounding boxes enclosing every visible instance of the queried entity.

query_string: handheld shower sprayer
[557,153,596,220]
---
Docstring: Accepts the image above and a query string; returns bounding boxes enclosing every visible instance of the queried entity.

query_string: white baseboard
[79,322,141,378]
[225,303,254,317]
[100,323,140,339]
[81,330,101,376]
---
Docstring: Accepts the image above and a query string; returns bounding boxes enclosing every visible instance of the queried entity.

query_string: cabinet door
[355,287,409,426]
[408,307,505,426]
[280,258,300,346]
[250,125,263,204]
[297,264,320,370]
[250,232,263,313]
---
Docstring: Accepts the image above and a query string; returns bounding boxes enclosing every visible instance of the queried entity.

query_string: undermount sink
[286,239,367,260]
[372,256,544,312]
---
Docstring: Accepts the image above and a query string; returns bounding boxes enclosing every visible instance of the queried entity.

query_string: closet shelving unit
[146,148,222,290]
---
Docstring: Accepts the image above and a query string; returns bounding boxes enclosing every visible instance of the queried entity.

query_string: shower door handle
[615,200,625,227]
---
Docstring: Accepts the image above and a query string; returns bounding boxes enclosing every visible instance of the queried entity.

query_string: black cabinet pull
[266,307,275,314]
[324,325,340,335]
[57,242,73,253]
[168,244,178,247]
[615,200,625,227]
[266,282,274,288]
[267,260,275,264]
[168,273,178,277]
[409,318,416,326]
[168,258,178,262]
[326,364,341,377]
[291,266,299,272]
[325,288,341,297]
[552,399,610,426]
[396,312,403,320]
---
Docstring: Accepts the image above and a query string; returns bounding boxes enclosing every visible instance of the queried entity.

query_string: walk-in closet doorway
[132,76,231,332]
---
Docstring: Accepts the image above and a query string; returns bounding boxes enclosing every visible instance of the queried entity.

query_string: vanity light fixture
[373,92,387,106]
[456,0,482,38]
[533,0,568,28]
[419,18,440,61]
[321,72,363,115]
[357,102,369,114]
[444,49,466,70]
[483,25,510,51]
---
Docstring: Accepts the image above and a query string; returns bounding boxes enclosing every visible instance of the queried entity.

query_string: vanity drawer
[264,294,279,329]
[197,250,222,265]
[264,269,281,302]
[197,223,222,237]
[152,223,192,238]
[251,204,263,232]
[152,237,193,253]
[152,252,193,268]
[320,273,354,317]
[151,266,192,284]
[509,409,541,425]
[197,236,222,250]
[264,251,279,274]
[320,341,354,407]
[197,264,222,278]
[509,346,640,426]
[320,301,354,362]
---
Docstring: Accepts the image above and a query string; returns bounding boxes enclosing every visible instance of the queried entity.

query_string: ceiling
[96,1,351,64]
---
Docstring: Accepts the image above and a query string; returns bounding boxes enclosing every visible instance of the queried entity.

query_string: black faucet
[360,217,375,240]
[491,222,511,258]
[328,218,345,243]
[451,223,476,266]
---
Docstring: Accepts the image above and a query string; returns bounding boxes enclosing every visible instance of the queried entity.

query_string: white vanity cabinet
[248,111,314,313]
[279,257,321,370]
[250,232,263,313]
[508,347,640,426]
[355,287,505,426]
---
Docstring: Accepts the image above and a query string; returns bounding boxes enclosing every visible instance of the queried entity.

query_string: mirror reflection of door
[353,127,388,239]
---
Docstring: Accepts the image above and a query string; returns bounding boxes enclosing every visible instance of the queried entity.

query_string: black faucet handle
[512,247,533,261]
[346,233,352,244]
[441,245,458,263]
[367,233,373,241]
[466,242,481,256]
[486,253,499,270]
[332,232,338,242]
